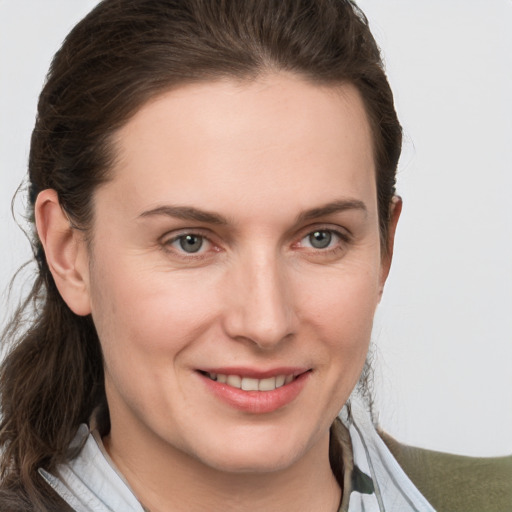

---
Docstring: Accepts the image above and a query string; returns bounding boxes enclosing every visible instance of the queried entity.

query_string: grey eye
[308,230,332,249]
[178,234,204,253]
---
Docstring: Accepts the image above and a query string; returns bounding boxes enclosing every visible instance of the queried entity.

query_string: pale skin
[35,73,401,512]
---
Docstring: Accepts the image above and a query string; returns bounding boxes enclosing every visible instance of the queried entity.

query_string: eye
[301,229,341,250]
[167,233,210,254]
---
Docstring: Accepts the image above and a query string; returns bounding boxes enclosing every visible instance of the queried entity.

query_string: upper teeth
[208,373,294,391]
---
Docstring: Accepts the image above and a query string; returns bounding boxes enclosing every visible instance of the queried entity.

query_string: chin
[203,449,299,474]
[187,426,314,474]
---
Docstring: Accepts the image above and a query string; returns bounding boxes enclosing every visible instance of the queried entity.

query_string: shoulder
[380,431,512,512]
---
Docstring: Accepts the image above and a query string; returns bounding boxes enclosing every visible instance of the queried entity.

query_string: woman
[0,1,509,511]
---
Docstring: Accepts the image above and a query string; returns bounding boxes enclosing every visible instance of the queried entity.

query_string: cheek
[299,262,381,332]
[88,261,223,422]
[88,255,222,363]
[296,261,380,378]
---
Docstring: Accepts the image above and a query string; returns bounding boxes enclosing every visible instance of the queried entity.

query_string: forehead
[102,73,377,222]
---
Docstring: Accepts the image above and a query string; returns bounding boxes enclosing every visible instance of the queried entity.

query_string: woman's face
[83,73,395,473]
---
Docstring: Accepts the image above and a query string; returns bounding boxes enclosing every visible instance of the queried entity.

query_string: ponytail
[0,261,106,508]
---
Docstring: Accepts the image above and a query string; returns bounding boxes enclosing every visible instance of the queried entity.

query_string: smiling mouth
[199,371,303,391]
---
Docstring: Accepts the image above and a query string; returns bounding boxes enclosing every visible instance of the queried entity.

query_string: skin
[36,73,400,512]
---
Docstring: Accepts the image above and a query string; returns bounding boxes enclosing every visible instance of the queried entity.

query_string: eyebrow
[138,198,367,225]
[138,205,228,224]
[296,199,368,223]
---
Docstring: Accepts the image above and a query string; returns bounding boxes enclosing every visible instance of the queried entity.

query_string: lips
[197,368,311,413]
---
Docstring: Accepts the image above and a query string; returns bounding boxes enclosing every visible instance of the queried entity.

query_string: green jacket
[381,432,512,512]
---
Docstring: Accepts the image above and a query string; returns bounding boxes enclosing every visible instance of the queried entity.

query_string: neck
[103,424,341,512]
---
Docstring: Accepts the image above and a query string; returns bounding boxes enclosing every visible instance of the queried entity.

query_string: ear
[35,189,92,316]
[379,195,402,296]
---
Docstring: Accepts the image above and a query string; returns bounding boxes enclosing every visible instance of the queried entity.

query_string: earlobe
[379,195,402,296]
[35,189,92,316]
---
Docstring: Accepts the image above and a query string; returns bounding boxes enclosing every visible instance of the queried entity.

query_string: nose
[222,250,296,350]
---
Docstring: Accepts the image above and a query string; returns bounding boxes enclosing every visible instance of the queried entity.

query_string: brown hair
[0,0,401,509]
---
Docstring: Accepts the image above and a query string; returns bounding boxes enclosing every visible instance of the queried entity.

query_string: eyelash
[161,226,350,260]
